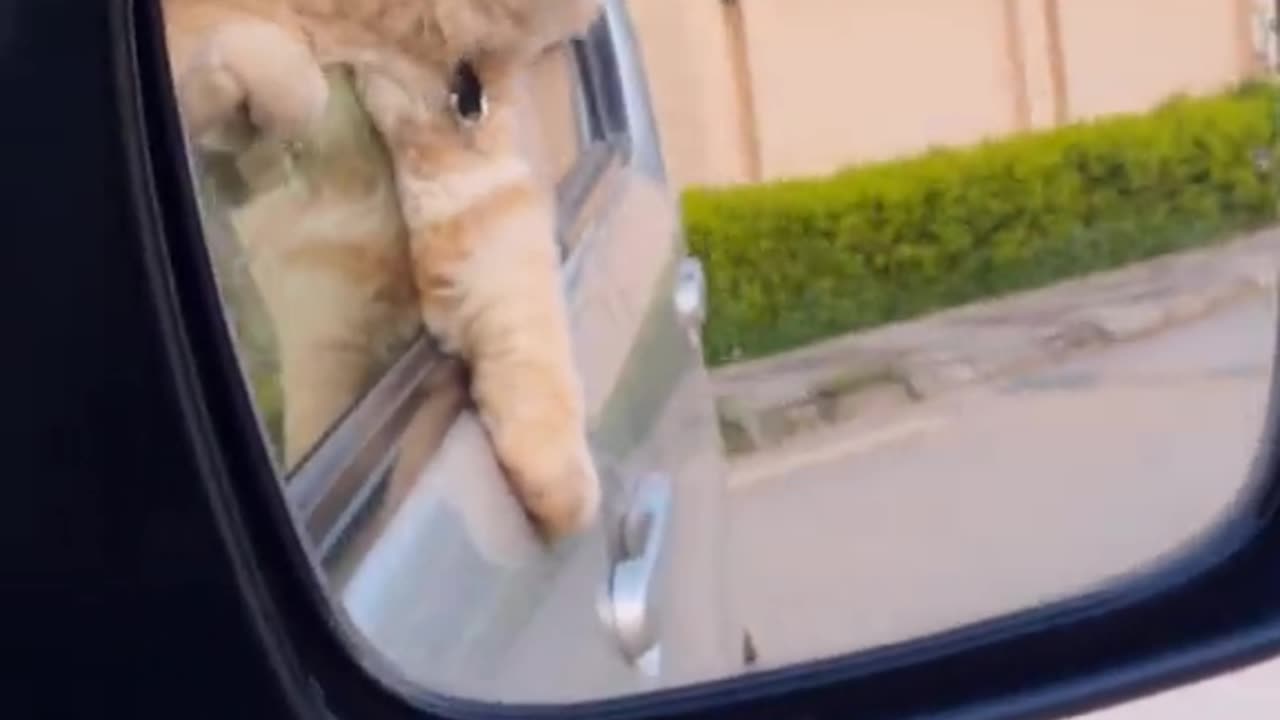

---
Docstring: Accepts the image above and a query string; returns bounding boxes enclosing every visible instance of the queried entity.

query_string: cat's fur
[163,0,602,541]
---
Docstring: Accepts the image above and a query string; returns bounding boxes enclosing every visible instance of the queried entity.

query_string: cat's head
[417,0,603,155]
[428,0,603,64]
[353,0,602,178]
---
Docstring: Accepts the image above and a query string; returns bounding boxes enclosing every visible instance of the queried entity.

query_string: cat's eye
[448,59,486,124]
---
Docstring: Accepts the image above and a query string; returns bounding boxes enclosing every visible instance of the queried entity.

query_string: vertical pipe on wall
[722,0,763,183]
[1002,0,1033,131]
[1041,0,1071,125]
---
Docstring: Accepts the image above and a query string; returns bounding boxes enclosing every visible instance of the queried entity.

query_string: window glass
[189,72,421,473]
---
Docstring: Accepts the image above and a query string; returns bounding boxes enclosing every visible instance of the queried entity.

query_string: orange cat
[163,0,602,542]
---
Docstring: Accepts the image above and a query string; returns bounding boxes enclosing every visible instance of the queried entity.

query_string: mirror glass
[156,0,1280,709]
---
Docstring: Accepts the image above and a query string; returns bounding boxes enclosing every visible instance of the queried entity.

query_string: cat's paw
[178,20,328,144]
[351,68,418,144]
[496,427,602,543]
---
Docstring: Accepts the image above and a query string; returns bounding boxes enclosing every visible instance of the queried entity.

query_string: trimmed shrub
[683,82,1280,365]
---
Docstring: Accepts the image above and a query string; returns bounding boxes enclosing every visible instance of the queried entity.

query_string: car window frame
[555,20,631,260]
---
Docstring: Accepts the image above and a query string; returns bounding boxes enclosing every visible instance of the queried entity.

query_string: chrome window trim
[284,335,441,563]
[555,13,633,257]
[569,37,602,147]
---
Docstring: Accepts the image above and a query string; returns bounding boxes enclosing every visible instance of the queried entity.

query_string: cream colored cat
[163,0,602,542]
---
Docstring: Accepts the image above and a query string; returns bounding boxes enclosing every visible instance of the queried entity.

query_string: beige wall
[625,0,753,188]
[737,0,1021,181]
[1058,0,1253,121]
[627,0,1263,190]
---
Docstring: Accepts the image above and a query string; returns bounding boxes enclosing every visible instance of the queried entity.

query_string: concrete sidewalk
[727,280,1274,686]
[714,226,1280,456]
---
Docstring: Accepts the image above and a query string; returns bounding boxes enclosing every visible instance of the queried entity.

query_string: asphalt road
[730,291,1278,677]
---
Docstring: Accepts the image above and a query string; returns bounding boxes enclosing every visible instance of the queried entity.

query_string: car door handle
[606,472,674,664]
[674,256,707,332]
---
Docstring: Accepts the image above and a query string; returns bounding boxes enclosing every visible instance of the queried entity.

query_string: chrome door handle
[674,256,707,332]
[606,472,674,664]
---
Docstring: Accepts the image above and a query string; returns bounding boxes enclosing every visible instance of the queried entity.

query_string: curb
[712,228,1280,457]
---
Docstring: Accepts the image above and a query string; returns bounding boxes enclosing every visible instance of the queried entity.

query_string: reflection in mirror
[158,0,1280,711]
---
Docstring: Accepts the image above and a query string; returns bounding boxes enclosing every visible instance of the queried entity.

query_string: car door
[177,0,740,705]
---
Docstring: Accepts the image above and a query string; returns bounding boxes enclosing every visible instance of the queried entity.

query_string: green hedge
[683,82,1280,365]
